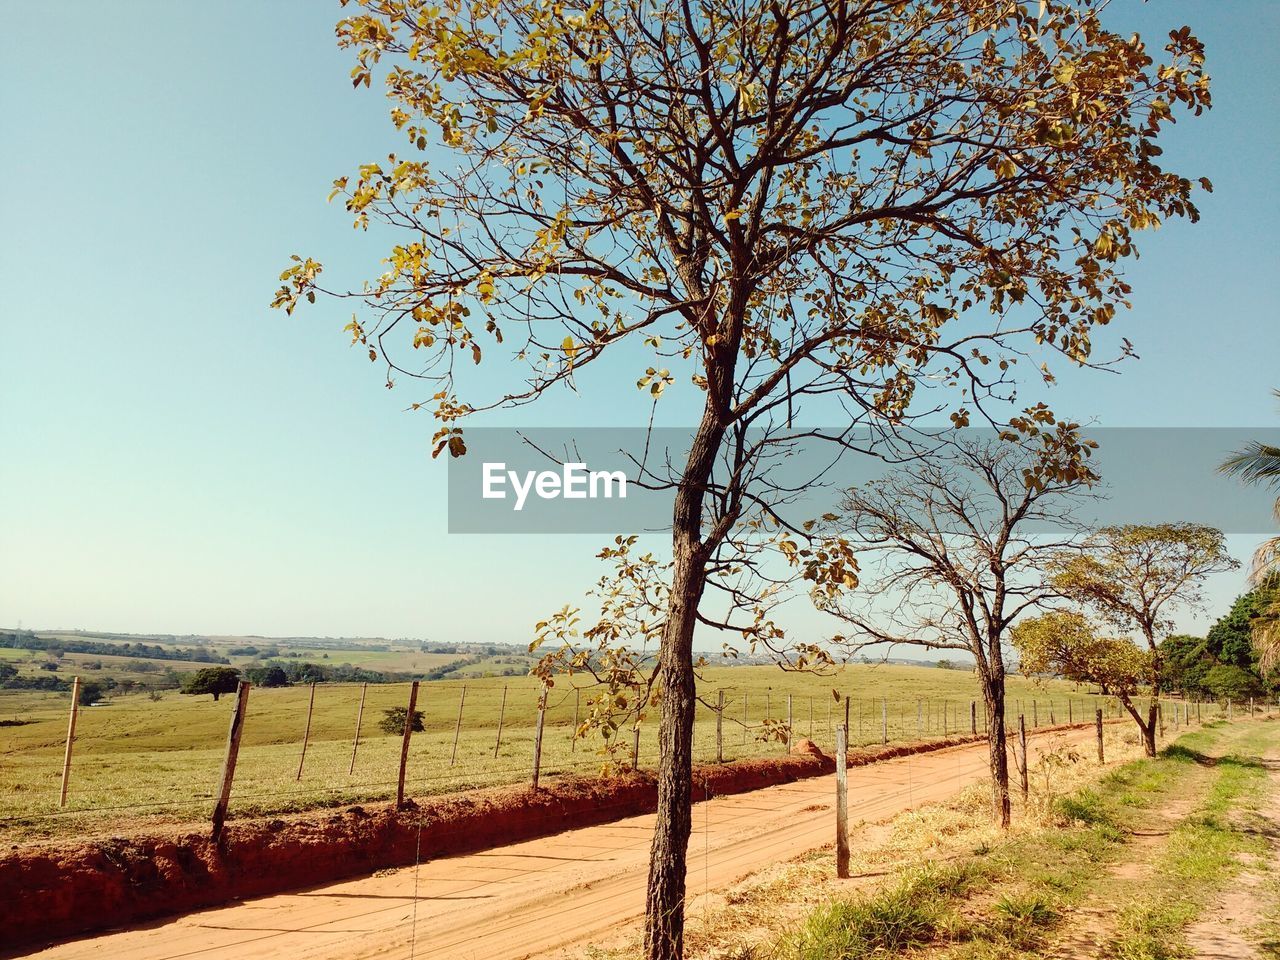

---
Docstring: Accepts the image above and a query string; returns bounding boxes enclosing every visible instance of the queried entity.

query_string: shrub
[379,707,425,735]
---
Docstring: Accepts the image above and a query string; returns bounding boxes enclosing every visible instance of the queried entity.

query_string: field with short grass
[0,662,1193,845]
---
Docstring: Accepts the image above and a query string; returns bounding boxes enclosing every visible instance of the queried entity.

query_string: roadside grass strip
[768,720,1275,960]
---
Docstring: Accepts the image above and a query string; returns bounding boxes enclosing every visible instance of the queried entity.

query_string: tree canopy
[276,2,1213,956]
[179,667,242,701]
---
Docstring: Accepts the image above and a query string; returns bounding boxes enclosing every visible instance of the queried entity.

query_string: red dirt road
[25,727,1097,960]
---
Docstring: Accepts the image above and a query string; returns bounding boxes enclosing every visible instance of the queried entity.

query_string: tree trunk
[1118,693,1157,757]
[643,409,723,960]
[983,672,1011,828]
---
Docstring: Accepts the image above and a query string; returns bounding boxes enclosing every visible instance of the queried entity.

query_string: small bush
[378,707,425,735]
[780,865,971,959]
[1054,789,1110,826]
[994,891,1058,928]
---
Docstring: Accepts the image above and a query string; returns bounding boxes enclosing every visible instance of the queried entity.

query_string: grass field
[0,663,1211,844]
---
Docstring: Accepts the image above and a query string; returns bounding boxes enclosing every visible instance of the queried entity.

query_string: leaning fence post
[835,724,850,879]
[295,681,317,781]
[531,683,548,790]
[396,681,420,808]
[59,677,82,808]
[1096,707,1105,764]
[970,700,977,735]
[1018,714,1029,802]
[349,682,367,775]
[449,685,468,766]
[494,685,508,758]
[212,680,251,839]
[716,689,725,763]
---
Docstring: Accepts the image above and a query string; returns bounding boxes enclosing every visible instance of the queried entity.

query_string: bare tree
[274,2,1211,955]
[812,422,1097,827]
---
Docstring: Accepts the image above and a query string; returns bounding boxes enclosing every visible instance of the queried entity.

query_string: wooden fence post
[970,700,977,735]
[786,694,793,753]
[571,688,580,753]
[844,696,851,744]
[349,682,367,775]
[396,681,420,808]
[742,692,748,746]
[881,698,888,745]
[809,696,814,739]
[212,680,251,839]
[531,684,548,790]
[1018,714,1029,802]
[1032,700,1038,728]
[494,685,508,758]
[632,724,641,769]
[1096,708,1104,764]
[295,681,317,781]
[716,689,725,763]
[59,677,82,808]
[1068,700,1073,725]
[916,699,922,737]
[835,724,850,879]
[449,685,468,766]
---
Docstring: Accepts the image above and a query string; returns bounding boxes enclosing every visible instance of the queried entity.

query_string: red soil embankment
[0,729,1026,954]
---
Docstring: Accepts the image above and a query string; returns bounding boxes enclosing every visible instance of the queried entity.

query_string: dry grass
[0,663,1138,843]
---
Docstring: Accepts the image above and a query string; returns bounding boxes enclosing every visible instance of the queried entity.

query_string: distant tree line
[0,631,229,664]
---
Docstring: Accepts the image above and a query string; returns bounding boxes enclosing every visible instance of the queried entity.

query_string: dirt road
[26,727,1099,960]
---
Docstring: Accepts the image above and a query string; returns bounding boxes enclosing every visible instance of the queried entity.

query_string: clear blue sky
[1,1,1276,644]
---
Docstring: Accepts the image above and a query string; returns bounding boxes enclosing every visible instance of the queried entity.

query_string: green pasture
[0,663,1214,844]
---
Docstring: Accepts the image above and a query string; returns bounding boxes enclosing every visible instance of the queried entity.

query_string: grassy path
[604,716,1279,960]
[774,718,1279,960]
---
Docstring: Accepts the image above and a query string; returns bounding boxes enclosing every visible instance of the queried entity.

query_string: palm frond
[1219,442,1280,489]
[1255,599,1280,677]
[1251,536,1280,587]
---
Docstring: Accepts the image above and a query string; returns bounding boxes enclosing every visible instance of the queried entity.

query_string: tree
[245,664,291,688]
[813,427,1096,828]
[78,681,104,706]
[179,667,242,701]
[378,706,425,735]
[1205,578,1280,674]
[1013,611,1149,721]
[1051,524,1237,755]
[1219,391,1280,672]
[1201,664,1263,703]
[276,4,1211,955]
[1159,633,1212,696]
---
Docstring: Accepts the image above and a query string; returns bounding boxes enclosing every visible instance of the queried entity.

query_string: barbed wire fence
[0,678,1252,840]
